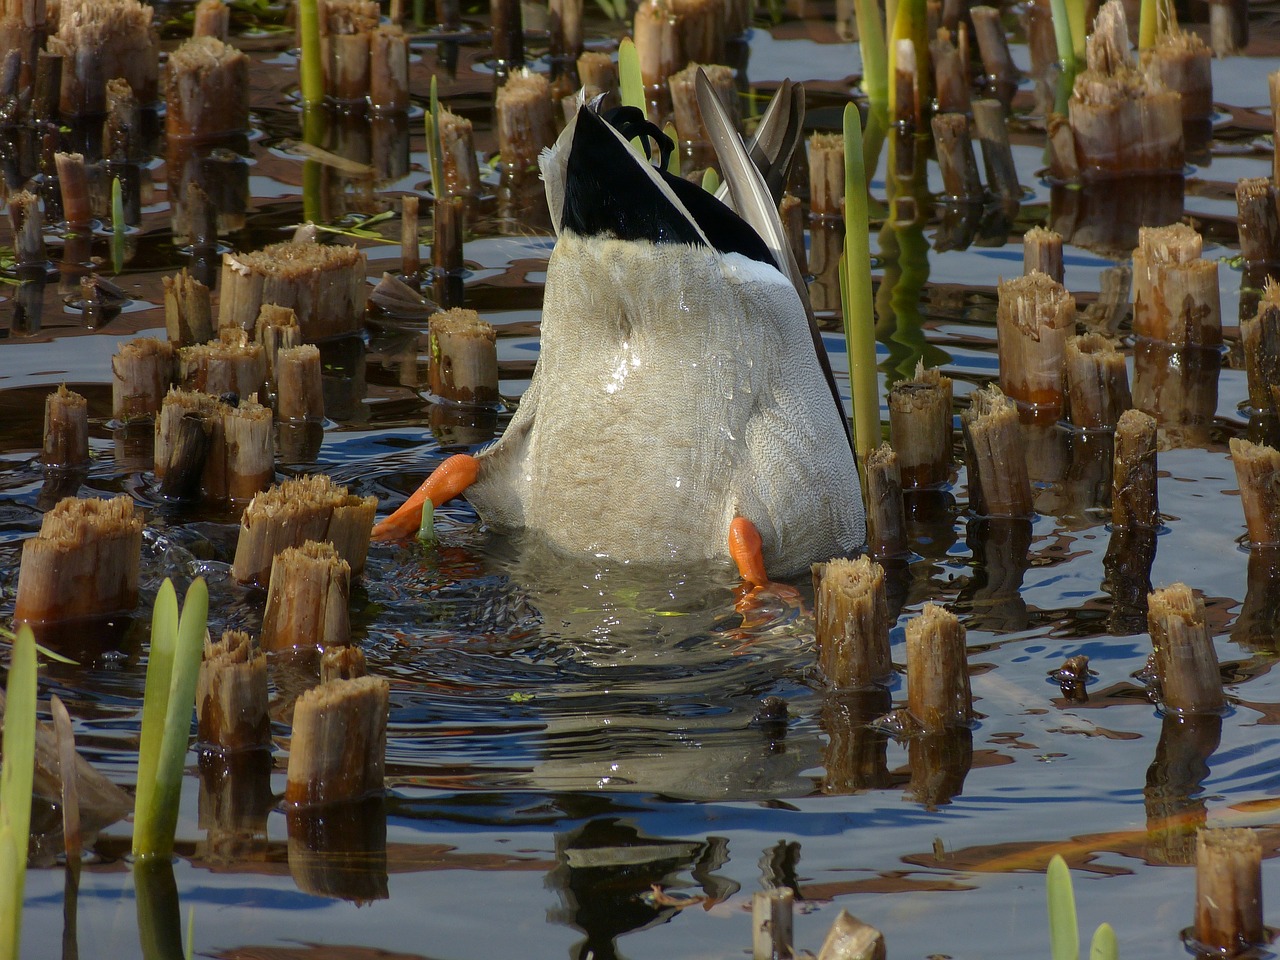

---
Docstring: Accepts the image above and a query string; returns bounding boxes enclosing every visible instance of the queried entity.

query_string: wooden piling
[1194,828,1264,953]
[751,888,794,960]
[888,364,953,489]
[14,496,143,624]
[197,630,270,752]
[428,308,499,404]
[1148,583,1224,715]
[1022,225,1062,283]
[813,556,893,689]
[231,473,377,585]
[166,36,249,142]
[1112,408,1159,528]
[495,69,556,174]
[1132,223,1221,349]
[864,444,908,558]
[285,675,389,806]
[1230,438,1280,547]
[277,344,325,421]
[164,269,214,346]
[42,385,89,470]
[962,384,1033,517]
[906,602,972,733]
[1064,333,1131,430]
[931,113,983,202]
[112,337,176,421]
[808,132,845,220]
[996,271,1076,412]
[179,328,267,402]
[219,241,368,341]
[261,540,352,651]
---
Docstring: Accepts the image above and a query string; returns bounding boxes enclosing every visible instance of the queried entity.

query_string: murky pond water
[4,1,1280,958]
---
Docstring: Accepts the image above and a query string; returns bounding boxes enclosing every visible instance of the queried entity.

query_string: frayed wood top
[116,337,175,361]
[997,271,1075,331]
[322,0,379,34]
[227,241,365,279]
[497,69,551,106]
[36,495,142,544]
[1136,222,1202,262]
[1148,581,1199,621]
[279,538,349,567]
[168,34,245,73]
[429,308,494,343]
[50,383,87,409]
[204,628,259,664]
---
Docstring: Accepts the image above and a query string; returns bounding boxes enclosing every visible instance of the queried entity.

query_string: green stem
[0,625,37,960]
[853,0,888,112]
[840,104,879,462]
[1066,0,1087,59]
[1048,0,1077,73]
[1138,0,1157,49]
[298,0,324,108]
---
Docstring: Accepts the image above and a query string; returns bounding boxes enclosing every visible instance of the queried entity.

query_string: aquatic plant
[618,38,644,115]
[1049,0,1078,73]
[1047,854,1119,960]
[0,625,36,960]
[839,103,879,460]
[296,0,323,108]
[853,0,888,111]
[425,75,444,196]
[417,498,437,544]
[132,578,209,862]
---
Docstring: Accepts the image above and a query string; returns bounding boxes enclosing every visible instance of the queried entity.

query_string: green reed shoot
[132,578,208,862]
[853,0,888,111]
[1047,854,1119,960]
[839,104,879,461]
[417,499,437,544]
[111,176,126,274]
[1066,0,1087,60]
[619,38,644,114]
[701,167,720,194]
[297,0,324,108]
[1139,0,1174,49]
[662,123,680,175]
[1049,0,1077,73]
[0,625,36,960]
[426,75,444,197]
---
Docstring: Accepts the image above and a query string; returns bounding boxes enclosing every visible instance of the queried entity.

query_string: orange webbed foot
[372,453,479,540]
[728,517,800,614]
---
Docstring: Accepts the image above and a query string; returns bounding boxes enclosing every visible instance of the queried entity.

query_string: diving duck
[374,72,865,585]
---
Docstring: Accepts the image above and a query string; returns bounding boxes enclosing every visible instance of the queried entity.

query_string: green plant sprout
[417,498,437,544]
[839,103,879,462]
[297,0,323,108]
[701,167,720,194]
[426,75,445,198]
[132,578,209,862]
[111,176,126,274]
[1047,854,1119,960]
[592,0,627,20]
[0,625,36,960]
[1049,0,1077,73]
[853,0,888,111]
[618,38,645,115]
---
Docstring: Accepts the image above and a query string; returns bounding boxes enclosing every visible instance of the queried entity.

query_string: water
[3,3,1280,958]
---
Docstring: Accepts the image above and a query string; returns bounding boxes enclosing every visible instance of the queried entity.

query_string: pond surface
[4,1,1280,958]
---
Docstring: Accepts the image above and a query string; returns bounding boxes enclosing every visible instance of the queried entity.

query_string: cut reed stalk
[49,0,159,117]
[633,0,680,93]
[7,189,43,265]
[1194,828,1264,952]
[218,240,368,341]
[888,364,953,489]
[931,29,970,115]
[276,344,325,421]
[1064,333,1130,430]
[433,195,465,276]
[906,602,971,732]
[549,0,584,65]
[1131,223,1221,348]
[14,496,142,624]
[970,6,1016,83]
[285,675,389,805]
[1230,438,1280,547]
[1141,30,1212,122]
[163,269,214,346]
[369,24,409,113]
[428,308,499,404]
[254,303,302,389]
[55,151,91,229]
[813,556,893,689]
[231,473,377,585]
[752,888,794,960]
[1112,408,1159,528]
[490,0,524,70]
[1234,177,1280,269]
[33,49,61,122]
[1022,225,1063,283]
[808,132,845,219]
[817,910,886,960]
[931,113,983,201]
[166,37,249,142]
[1147,583,1224,715]
[400,195,420,277]
[261,540,352,651]
[995,271,1076,411]
[892,38,918,128]
[669,62,737,149]
[196,630,269,752]
[1242,280,1280,415]
[112,337,176,421]
[780,193,807,275]
[577,51,619,110]
[438,107,481,198]
[321,645,367,683]
[961,384,1033,517]
[967,99,1018,203]
[864,444,908,558]
[42,385,89,470]
[495,69,556,174]
[178,328,267,401]
[156,407,212,501]
[193,0,230,39]
[1273,71,1280,185]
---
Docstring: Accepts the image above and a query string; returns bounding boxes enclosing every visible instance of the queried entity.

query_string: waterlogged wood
[1235,177,1280,268]
[438,106,481,197]
[1064,333,1131,430]
[931,113,982,201]
[888,363,954,489]
[369,23,409,112]
[996,271,1075,411]
[165,36,249,142]
[7,189,43,265]
[1148,583,1224,715]
[973,99,1021,201]
[752,888,794,960]
[55,151,91,228]
[1022,225,1062,283]
[197,630,269,752]
[231,474,377,585]
[1112,409,1159,528]
[813,556,892,688]
[864,444,908,558]
[428,308,499,404]
[254,303,302,388]
[163,268,214,346]
[495,70,556,173]
[157,407,212,500]
[261,540,352,651]
[276,344,325,421]
[178,328,267,401]
[42,384,89,469]
[808,132,844,219]
[1132,223,1221,348]
[193,0,230,39]
[155,388,272,501]
[1230,438,1280,547]
[48,0,159,117]
[817,911,885,960]
[1195,828,1264,952]
[1142,30,1212,121]
[219,240,368,341]
[285,675,389,806]
[14,496,143,624]
[906,603,972,733]
[321,645,367,683]
[962,384,1032,517]
[970,6,1016,82]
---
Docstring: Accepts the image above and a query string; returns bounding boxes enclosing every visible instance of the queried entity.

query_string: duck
[374,72,865,586]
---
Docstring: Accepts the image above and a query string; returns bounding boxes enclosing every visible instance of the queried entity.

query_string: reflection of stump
[1132,340,1220,448]
[286,796,388,903]
[1233,547,1280,652]
[1143,713,1220,865]
[1103,525,1156,634]
[962,517,1032,632]
[908,727,973,808]
[821,689,893,794]
[197,750,274,864]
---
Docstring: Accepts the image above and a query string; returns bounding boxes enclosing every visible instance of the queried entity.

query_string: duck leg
[371,453,479,539]
[729,517,800,602]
